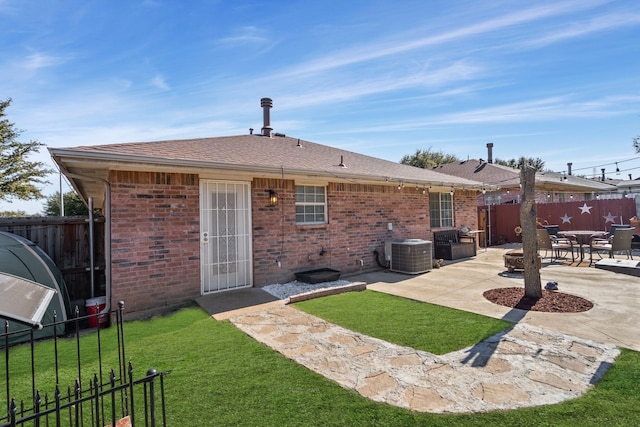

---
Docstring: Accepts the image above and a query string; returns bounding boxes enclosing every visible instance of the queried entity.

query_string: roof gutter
[49,148,485,189]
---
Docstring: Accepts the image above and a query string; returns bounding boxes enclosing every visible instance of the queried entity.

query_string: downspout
[88,197,95,298]
[62,172,112,316]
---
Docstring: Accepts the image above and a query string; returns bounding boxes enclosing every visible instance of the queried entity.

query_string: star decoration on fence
[560,213,573,224]
[603,212,617,223]
[578,203,593,214]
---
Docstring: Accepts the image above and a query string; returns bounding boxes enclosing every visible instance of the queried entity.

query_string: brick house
[49,99,483,317]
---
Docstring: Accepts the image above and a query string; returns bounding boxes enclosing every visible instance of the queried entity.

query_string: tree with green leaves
[400,148,459,168]
[0,98,53,202]
[494,156,545,171]
[0,209,30,217]
[42,191,93,216]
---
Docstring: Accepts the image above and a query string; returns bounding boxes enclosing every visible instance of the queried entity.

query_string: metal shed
[0,231,71,345]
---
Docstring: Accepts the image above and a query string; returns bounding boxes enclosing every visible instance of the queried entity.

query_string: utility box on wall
[385,239,432,274]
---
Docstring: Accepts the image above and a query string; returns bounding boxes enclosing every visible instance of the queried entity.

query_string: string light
[571,156,639,172]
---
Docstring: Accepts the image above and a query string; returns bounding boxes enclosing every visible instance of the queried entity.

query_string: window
[295,185,327,224]
[430,192,453,228]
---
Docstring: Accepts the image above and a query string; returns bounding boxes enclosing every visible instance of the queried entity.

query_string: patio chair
[589,227,634,266]
[542,225,560,236]
[537,228,574,262]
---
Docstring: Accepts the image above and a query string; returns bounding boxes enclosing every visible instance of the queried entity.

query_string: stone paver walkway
[230,305,620,413]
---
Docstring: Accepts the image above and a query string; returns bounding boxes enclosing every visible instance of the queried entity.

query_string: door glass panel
[200,181,252,293]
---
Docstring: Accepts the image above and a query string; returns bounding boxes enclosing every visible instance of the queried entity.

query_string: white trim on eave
[49,148,485,189]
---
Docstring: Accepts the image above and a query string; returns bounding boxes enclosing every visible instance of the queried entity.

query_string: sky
[1,0,640,214]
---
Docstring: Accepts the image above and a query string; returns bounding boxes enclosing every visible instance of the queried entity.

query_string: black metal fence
[1,302,169,427]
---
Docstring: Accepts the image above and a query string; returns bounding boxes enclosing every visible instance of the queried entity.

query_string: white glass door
[200,181,252,293]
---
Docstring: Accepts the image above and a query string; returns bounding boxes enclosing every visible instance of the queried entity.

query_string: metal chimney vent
[260,98,273,137]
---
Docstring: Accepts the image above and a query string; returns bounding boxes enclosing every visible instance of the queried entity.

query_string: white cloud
[271,0,611,78]
[22,52,64,70]
[321,93,640,134]
[150,74,170,91]
[215,26,270,47]
[272,61,485,110]
[519,12,640,48]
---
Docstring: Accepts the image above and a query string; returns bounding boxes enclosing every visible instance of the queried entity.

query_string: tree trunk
[520,165,542,299]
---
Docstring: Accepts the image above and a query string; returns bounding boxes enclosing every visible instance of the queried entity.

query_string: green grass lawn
[3,291,640,426]
[294,290,512,354]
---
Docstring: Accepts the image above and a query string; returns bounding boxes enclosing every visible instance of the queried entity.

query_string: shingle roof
[431,159,615,192]
[536,171,616,191]
[54,134,481,188]
[431,160,519,187]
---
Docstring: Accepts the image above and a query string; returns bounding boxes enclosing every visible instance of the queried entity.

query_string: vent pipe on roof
[486,143,494,164]
[260,98,273,137]
[567,162,572,176]
[601,168,606,181]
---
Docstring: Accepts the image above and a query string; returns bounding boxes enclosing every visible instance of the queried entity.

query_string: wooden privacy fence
[479,198,638,245]
[0,216,105,306]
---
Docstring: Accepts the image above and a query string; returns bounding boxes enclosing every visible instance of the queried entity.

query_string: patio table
[558,230,607,263]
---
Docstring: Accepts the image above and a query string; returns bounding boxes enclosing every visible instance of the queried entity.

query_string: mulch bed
[483,287,593,313]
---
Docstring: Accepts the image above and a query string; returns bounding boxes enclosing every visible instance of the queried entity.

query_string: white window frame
[295,185,327,225]
[430,192,454,228]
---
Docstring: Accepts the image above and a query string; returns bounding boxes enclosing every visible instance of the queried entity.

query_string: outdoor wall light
[268,189,278,207]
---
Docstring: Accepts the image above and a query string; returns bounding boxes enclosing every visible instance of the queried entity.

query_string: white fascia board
[50,148,484,189]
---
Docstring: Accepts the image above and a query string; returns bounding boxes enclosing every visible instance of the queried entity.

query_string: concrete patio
[351,245,640,352]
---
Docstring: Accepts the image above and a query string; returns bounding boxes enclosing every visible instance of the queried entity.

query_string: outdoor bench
[433,229,476,260]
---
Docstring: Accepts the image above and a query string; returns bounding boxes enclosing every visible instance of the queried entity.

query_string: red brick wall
[453,190,480,229]
[109,171,200,315]
[107,173,479,314]
[252,179,478,286]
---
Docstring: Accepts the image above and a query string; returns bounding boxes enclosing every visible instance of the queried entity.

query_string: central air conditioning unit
[385,239,433,274]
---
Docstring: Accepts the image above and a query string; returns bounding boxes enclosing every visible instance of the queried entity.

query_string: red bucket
[85,296,108,328]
